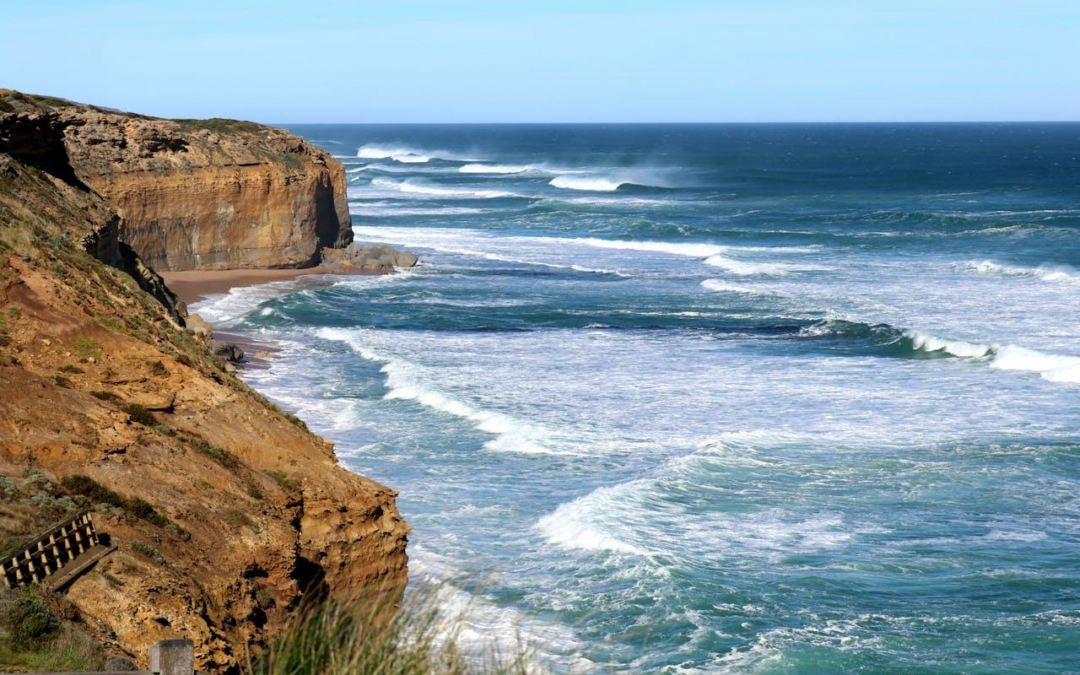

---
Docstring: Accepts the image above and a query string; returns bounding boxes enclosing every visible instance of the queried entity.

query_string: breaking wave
[703,254,825,276]
[803,319,1080,383]
[370,178,524,199]
[347,163,443,175]
[350,204,490,217]
[316,328,570,455]
[701,279,775,296]
[552,237,727,257]
[549,169,676,192]
[964,260,1080,286]
[357,143,479,164]
[459,163,535,174]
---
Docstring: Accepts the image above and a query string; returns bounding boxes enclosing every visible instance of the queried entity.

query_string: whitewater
[193,123,1080,674]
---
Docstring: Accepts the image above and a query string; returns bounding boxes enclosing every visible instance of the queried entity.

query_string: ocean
[192,124,1080,674]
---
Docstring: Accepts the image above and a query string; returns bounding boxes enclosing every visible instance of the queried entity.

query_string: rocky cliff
[0,95,408,672]
[0,91,353,271]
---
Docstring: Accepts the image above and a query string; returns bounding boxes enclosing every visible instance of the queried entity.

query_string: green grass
[246,593,531,675]
[174,117,266,134]
[27,94,75,108]
[192,440,240,470]
[98,317,126,334]
[224,509,259,534]
[264,470,295,491]
[72,336,101,360]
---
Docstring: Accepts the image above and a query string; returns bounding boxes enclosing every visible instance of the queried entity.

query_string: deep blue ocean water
[194,124,1080,673]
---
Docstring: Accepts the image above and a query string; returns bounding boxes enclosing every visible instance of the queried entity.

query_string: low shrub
[128,541,164,565]
[124,498,169,529]
[284,413,309,431]
[264,470,294,491]
[1,590,59,649]
[121,404,155,426]
[60,475,123,507]
[192,440,240,469]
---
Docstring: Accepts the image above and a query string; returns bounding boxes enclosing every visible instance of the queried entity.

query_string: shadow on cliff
[0,109,89,191]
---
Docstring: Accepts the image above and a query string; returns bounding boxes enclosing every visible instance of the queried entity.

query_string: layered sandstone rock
[0,94,408,672]
[0,91,353,271]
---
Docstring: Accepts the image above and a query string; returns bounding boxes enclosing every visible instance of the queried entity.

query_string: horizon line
[269,119,1080,126]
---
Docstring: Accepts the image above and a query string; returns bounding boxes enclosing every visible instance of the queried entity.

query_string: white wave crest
[459,163,534,174]
[370,178,523,200]
[553,237,727,257]
[351,204,490,217]
[536,483,651,555]
[348,163,441,175]
[316,328,569,454]
[701,279,766,295]
[991,345,1080,383]
[964,260,1080,286]
[907,331,993,358]
[549,169,675,192]
[705,255,790,276]
[357,143,480,164]
[906,330,1080,383]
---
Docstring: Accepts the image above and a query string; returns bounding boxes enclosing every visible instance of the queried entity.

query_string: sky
[1,0,1077,123]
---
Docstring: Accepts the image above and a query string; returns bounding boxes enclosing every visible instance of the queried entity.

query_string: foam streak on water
[208,124,1080,674]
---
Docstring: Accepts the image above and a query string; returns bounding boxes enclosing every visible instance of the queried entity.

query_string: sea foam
[316,328,571,454]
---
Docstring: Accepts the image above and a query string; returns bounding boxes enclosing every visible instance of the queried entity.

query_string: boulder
[322,243,419,273]
[209,339,244,363]
[185,313,213,339]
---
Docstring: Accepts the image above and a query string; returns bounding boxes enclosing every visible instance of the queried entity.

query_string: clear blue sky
[1,0,1077,122]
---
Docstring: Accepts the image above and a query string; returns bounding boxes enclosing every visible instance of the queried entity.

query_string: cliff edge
[0,93,408,672]
[0,91,353,271]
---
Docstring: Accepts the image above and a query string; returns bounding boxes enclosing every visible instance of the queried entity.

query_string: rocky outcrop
[322,243,419,273]
[0,90,353,272]
[0,99,408,673]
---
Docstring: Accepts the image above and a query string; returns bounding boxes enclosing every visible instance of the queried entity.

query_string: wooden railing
[1,512,102,588]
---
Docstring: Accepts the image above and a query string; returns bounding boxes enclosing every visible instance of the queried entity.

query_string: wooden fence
[1,512,110,589]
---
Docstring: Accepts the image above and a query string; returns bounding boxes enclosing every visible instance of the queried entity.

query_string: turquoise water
[195,125,1080,673]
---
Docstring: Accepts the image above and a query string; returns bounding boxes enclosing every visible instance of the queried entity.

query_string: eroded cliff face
[0,91,353,271]
[0,99,407,672]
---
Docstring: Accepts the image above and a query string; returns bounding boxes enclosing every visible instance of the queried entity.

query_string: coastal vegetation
[0,90,408,671]
[0,587,109,673]
[246,595,531,675]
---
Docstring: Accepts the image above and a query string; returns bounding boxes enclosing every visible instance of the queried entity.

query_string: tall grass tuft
[246,590,533,675]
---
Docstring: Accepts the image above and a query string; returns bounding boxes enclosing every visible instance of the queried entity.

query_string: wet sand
[160,266,383,305]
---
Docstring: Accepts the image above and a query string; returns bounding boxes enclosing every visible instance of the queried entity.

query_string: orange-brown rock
[0,98,408,673]
[1,90,353,271]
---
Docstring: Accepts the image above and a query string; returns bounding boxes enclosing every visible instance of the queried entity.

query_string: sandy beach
[161,266,384,305]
